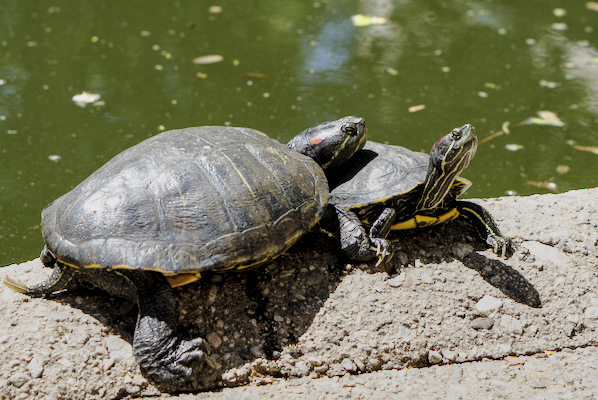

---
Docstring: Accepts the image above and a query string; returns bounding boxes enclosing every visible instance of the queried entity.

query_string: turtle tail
[3,246,76,296]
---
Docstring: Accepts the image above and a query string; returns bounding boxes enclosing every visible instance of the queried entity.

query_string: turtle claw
[487,234,514,258]
[372,238,393,267]
[137,335,215,389]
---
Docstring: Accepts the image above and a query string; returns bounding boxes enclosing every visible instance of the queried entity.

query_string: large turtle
[325,123,513,264]
[3,116,366,391]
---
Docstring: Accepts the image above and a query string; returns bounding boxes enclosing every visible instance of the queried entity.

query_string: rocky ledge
[1,188,597,399]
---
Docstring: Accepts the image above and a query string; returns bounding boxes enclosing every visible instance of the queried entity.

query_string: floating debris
[408,104,426,113]
[526,181,558,192]
[505,144,524,152]
[551,22,568,31]
[586,2,598,12]
[209,5,223,14]
[386,67,398,76]
[572,145,598,155]
[244,72,267,79]
[539,80,559,88]
[192,54,224,64]
[556,165,570,174]
[553,8,567,17]
[351,14,388,27]
[481,106,576,144]
[72,91,102,107]
[48,155,61,162]
[522,110,565,127]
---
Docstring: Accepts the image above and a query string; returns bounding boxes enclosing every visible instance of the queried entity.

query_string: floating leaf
[386,67,398,76]
[537,111,564,125]
[72,91,101,107]
[192,54,223,64]
[551,22,567,31]
[351,14,388,27]
[244,72,267,79]
[586,2,598,12]
[505,144,524,152]
[553,8,566,17]
[572,145,598,155]
[539,80,559,88]
[408,104,426,113]
[556,165,570,174]
[526,181,558,192]
[522,111,564,127]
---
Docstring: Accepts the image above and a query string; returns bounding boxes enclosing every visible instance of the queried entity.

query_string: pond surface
[1,0,597,264]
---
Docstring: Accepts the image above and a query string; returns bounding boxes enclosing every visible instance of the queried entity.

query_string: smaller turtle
[326,123,513,264]
[4,116,366,391]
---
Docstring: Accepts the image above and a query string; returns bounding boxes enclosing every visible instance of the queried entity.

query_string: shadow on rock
[35,235,346,391]
[172,237,346,387]
[364,219,542,308]
[32,218,541,391]
[460,252,541,308]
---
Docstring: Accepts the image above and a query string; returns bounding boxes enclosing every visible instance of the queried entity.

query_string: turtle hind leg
[3,252,76,296]
[121,270,215,391]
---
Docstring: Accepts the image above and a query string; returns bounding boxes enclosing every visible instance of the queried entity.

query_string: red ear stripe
[310,136,323,145]
[433,135,447,150]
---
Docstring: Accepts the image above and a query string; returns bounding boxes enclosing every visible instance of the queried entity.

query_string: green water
[1,1,597,264]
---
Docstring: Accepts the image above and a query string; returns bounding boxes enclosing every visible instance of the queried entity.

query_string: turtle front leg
[120,270,214,391]
[335,206,394,265]
[456,200,514,257]
[369,207,396,266]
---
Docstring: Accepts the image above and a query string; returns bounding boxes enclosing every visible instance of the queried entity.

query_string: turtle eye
[451,129,462,140]
[341,124,357,136]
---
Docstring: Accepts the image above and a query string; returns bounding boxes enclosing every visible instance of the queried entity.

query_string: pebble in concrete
[475,295,503,317]
[470,317,494,330]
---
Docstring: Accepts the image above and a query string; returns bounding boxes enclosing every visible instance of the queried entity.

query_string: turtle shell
[328,141,470,209]
[41,126,328,275]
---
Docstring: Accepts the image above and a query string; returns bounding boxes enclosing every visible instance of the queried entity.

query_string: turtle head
[430,123,477,174]
[417,124,478,211]
[287,116,367,169]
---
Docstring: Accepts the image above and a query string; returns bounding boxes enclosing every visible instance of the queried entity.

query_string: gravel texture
[1,188,597,399]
